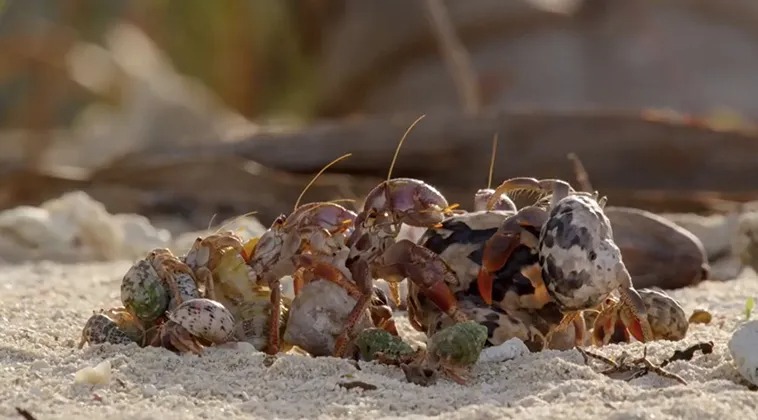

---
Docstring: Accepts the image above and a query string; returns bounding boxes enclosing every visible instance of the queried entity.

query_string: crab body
[361,177,451,228]
[476,177,654,345]
[183,232,246,292]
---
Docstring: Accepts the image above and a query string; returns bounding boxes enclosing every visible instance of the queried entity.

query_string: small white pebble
[729,320,758,386]
[216,341,258,353]
[30,360,49,371]
[478,338,530,363]
[74,359,111,385]
[143,384,158,397]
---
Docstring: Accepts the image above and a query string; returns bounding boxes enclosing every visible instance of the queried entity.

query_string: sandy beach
[1,259,756,420]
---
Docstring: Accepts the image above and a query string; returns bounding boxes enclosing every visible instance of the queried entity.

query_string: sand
[1,260,757,420]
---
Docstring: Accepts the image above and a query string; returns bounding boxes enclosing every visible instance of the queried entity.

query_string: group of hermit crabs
[79,170,696,385]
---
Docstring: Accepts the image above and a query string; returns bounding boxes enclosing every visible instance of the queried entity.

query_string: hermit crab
[477,177,653,345]
[360,321,488,385]
[150,298,236,355]
[592,288,690,345]
[121,248,199,325]
[253,120,466,357]
[79,307,146,348]
[406,209,584,350]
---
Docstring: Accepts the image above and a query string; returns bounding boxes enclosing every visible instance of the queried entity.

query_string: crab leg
[486,177,574,211]
[542,310,583,349]
[290,254,374,357]
[617,286,654,342]
[477,206,547,305]
[373,239,468,324]
[265,273,283,355]
[613,261,654,342]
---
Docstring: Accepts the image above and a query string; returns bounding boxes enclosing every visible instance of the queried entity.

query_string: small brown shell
[605,206,709,290]
[639,288,689,341]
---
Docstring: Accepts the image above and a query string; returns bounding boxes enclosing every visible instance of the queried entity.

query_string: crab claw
[477,231,519,305]
[474,189,517,212]
[591,301,629,345]
[477,207,547,305]
[374,239,468,324]
[615,262,655,343]
[486,177,574,211]
[592,288,654,345]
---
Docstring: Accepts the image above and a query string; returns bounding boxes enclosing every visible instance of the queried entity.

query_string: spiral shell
[168,298,236,344]
[427,321,487,367]
[353,328,414,361]
[121,259,169,323]
[79,312,137,348]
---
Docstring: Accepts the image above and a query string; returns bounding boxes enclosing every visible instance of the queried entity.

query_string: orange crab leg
[477,230,521,305]
[477,207,547,305]
[291,254,362,299]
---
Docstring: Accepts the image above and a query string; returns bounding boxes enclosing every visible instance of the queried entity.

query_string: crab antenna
[206,213,218,231]
[328,198,357,205]
[212,210,260,234]
[487,132,498,189]
[294,153,353,211]
[387,114,426,181]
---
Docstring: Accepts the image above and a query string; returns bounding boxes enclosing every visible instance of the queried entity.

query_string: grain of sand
[1,260,757,419]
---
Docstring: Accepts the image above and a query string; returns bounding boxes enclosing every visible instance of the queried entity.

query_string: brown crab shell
[604,206,709,290]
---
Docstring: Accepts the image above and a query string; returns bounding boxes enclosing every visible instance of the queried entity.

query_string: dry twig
[567,152,594,192]
[575,342,712,386]
[423,0,481,115]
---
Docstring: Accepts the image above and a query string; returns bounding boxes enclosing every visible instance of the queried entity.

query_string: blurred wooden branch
[423,0,482,115]
[2,109,758,229]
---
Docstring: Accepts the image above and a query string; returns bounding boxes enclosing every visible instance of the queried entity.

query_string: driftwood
[3,110,758,228]
[196,110,758,212]
[0,157,382,228]
[605,206,710,289]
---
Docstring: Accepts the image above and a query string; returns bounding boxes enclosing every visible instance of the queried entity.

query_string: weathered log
[605,206,710,290]
[214,110,758,202]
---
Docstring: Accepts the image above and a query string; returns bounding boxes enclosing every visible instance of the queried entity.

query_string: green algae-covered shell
[121,259,169,324]
[353,328,414,361]
[428,321,487,366]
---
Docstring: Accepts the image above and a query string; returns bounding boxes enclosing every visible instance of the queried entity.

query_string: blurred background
[2,0,758,235]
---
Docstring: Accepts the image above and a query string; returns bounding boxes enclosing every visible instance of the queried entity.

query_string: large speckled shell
[539,194,622,310]
[121,259,169,323]
[80,313,136,347]
[427,321,487,367]
[605,206,709,290]
[283,279,374,357]
[168,298,235,344]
